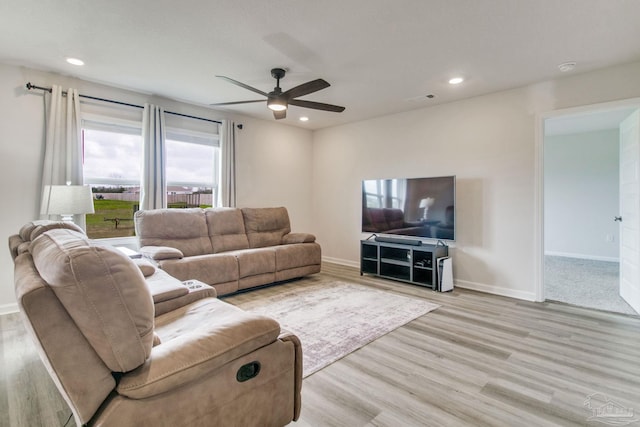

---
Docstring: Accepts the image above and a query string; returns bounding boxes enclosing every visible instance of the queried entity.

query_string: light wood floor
[2,263,639,426]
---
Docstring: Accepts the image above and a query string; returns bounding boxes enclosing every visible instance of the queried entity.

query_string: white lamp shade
[419,197,435,208]
[41,185,95,216]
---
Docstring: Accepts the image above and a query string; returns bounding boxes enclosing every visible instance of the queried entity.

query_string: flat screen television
[362,176,456,241]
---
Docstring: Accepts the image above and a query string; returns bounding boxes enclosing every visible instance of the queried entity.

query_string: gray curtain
[219,120,237,207]
[40,85,85,227]
[141,103,167,210]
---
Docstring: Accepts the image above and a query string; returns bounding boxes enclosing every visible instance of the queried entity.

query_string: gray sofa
[9,224,302,426]
[9,220,219,317]
[134,207,321,296]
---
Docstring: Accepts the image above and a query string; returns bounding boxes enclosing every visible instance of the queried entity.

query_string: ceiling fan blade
[289,99,345,112]
[216,75,268,97]
[273,109,287,120]
[283,79,330,99]
[210,100,265,106]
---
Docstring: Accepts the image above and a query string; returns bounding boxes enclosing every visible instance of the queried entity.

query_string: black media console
[360,239,448,289]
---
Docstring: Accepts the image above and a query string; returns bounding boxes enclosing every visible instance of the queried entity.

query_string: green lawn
[86,199,213,239]
[86,199,138,239]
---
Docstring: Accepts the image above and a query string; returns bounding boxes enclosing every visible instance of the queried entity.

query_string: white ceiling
[1,0,640,130]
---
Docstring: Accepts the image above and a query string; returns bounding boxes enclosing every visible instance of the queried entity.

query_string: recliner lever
[236,361,261,382]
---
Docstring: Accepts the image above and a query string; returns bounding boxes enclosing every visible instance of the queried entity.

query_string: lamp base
[60,214,74,223]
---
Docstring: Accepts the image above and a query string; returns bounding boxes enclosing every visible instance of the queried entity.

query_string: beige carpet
[242,281,440,377]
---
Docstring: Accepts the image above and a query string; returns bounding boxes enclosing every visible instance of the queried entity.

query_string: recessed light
[66,57,85,66]
[558,61,576,72]
[448,77,464,85]
[299,116,309,122]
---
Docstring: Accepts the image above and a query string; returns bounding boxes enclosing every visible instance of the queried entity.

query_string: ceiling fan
[212,68,345,120]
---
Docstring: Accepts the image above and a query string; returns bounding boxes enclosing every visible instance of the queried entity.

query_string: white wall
[544,130,619,261]
[0,63,313,312]
[4,61,640,309]
[312,60,640,301]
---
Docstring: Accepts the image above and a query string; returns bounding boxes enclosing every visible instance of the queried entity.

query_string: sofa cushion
[133,258,157,277]
[139,245,184,260]
[117,298,280,399]
[274,242,322,271]
[19,220,84,241]
[230,247,276,279]
[384,208,405,229]
[30,229,155,372]
[241,207,291,248]
[8,234,25,260]
[364,208,388,232]
[205,208,250,253]
[159,253,239,288]
[135,208,213,257]
[14,251,116,423]
[144,268,189,303]
[282,233,316,244]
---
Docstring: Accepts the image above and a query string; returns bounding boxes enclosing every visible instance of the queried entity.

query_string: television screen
[362,176,455,240]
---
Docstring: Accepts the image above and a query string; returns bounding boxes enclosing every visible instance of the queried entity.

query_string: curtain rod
[25,82,222,125]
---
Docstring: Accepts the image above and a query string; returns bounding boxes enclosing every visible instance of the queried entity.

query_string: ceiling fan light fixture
[214,69,344,119]
[267,96,287,111]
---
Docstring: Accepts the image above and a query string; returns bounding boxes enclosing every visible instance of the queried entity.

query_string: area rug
[242,281,440,377]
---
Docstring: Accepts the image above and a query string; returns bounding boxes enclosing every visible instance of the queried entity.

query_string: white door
[619,110,640,313]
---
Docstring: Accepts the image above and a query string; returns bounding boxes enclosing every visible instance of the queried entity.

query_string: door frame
[534,97,640,302]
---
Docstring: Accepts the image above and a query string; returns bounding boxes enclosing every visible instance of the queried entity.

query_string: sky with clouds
[83,129,215,186]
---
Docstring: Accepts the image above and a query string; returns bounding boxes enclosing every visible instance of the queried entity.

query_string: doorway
[539,102,639,315]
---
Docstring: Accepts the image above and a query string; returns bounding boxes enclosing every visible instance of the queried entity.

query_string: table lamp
[419,197,435,220]
[41,183,95,223]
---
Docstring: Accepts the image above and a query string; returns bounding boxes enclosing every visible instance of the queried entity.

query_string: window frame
[80,113,221,241]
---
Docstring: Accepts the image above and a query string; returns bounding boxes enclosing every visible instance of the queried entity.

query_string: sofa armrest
[153,282,217,317]
[145,269,190,303]
[139,245,184,260]
[278,329,303,421]
[116,310,281,399]
[282,233,316,244]
[8,234,25,261]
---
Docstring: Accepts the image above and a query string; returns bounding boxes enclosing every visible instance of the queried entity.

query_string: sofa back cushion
[204,208,250,253]
[30,229,155,372]
[19,220,85,241]
[241,207,291,248]
[384,208,405,229]
[135,208,213,256]
[363,208,387,232]
[14,251,116,424]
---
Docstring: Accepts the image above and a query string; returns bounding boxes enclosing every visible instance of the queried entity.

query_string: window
[82,119,142,239]
[81,116,220,240]
[165,129,219,209]
[364,179,405,209]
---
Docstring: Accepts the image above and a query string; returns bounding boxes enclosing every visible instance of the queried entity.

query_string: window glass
[165,130,219,209]
[81,118,219,239]
[364,179,406,209]
[82,125,142,239]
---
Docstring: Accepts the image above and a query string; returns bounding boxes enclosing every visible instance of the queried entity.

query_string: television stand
[360,239,448,289]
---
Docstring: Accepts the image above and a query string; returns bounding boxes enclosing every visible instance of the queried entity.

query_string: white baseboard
[0,303,19,315]
[544,251,619,263]
[322,256,360,268]
[454,279,537,302]
[323,257,537,302]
